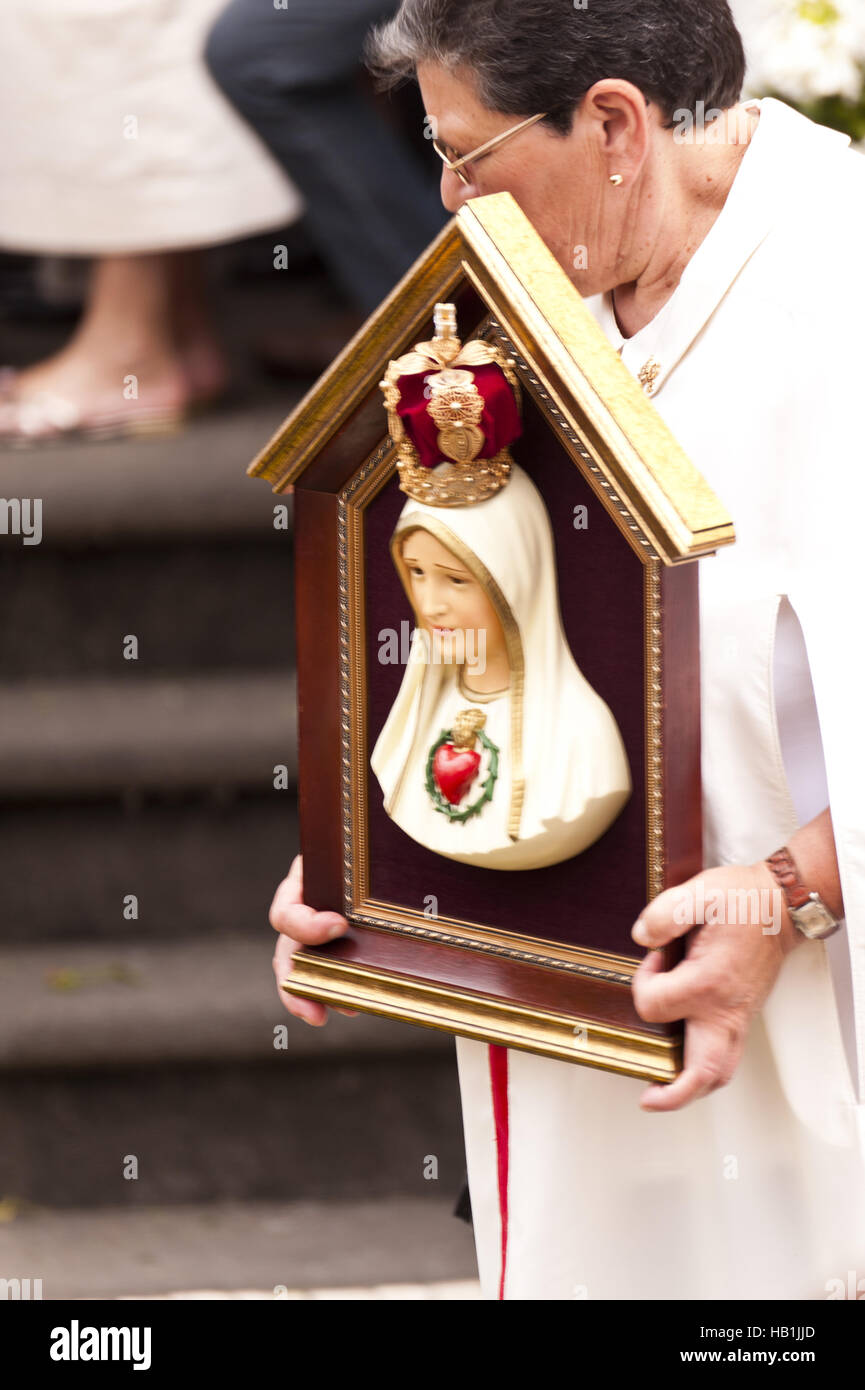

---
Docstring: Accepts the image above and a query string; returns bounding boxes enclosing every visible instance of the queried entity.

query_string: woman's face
[400,528,506,669]
[417,60,653,299]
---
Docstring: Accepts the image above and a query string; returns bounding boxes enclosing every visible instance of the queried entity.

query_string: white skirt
[0,0,302,254]
[456,1012,865,1300]
[457,586,865,1299]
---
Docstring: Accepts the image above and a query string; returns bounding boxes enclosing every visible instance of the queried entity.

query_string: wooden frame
[249,192,734,1083]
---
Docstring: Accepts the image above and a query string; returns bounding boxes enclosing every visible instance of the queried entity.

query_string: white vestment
[456,98,865,1300]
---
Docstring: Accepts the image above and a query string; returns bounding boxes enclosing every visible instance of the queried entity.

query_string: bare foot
[0,343,193,439]
[0,250,230,440]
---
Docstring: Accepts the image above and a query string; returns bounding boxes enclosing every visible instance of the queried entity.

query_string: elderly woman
[269,0,865,1300]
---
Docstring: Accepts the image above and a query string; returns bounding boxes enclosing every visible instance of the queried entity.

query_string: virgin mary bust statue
[371,305,631,871]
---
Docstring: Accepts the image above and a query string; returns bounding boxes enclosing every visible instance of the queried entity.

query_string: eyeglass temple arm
[447,111,549,171]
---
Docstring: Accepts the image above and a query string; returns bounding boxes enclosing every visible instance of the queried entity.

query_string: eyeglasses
[431,111,549,186]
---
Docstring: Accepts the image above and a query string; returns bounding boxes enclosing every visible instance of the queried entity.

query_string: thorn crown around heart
[425,707,500,824]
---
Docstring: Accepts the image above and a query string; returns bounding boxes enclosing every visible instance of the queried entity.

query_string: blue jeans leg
[205,0,447,312]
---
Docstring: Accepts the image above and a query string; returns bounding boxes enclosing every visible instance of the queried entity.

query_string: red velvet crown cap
[395,362,522,469]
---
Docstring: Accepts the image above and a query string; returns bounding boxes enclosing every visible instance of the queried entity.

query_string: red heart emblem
[433,743,481,805]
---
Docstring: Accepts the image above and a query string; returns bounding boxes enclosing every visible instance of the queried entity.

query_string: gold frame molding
[283,953,680,1083]
[250,192,734,566]
[250,193,734,1081]
[337,318,664,981]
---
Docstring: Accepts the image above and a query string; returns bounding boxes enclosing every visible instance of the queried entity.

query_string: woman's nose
[441,169,477,215]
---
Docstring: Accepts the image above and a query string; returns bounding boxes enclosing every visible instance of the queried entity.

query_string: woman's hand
[269,854,355,1025]
[630,861,802,1111]
[631,809,842,1111]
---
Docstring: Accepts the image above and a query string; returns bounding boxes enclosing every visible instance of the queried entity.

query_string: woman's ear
[581,79,651,178]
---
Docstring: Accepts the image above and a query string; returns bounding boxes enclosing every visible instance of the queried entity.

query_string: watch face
[791,896,839,940]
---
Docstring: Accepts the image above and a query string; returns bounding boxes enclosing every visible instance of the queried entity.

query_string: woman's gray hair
[365,0,746,133]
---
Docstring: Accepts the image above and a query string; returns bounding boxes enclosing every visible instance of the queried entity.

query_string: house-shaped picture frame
[248,192,734,1084]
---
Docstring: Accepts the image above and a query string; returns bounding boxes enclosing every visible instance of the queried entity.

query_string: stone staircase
[0,361,471,1295]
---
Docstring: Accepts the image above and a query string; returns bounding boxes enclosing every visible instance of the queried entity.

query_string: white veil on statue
[370,461,632,870]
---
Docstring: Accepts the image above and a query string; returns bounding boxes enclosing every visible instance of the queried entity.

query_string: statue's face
[400,528,506,669]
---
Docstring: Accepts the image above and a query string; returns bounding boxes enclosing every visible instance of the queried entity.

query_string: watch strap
[765,846,811,910]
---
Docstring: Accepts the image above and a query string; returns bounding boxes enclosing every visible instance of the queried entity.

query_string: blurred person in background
[0,0,302,443]
[204,0,447,368]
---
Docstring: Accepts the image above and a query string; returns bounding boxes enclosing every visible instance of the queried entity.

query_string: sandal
[0,389,187,447]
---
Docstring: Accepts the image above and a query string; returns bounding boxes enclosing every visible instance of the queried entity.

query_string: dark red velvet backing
[395,360,522,467]
[363,389,648,960]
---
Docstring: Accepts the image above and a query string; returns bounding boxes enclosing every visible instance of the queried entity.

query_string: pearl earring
[609,174,624,186]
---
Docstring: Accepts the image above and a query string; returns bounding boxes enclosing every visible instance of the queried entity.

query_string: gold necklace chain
[458,667,510,704]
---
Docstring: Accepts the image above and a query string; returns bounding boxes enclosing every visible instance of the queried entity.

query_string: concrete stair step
[0,1198,478,1300]
[0,934,463,1211]
[0,935,450,1072]
[0,393,297,546]
[0,538,295,679]
[0,673,296,799]
[0,1051,463,1210]
[0,793,300,945]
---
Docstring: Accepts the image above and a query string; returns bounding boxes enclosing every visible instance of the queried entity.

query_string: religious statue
[371,304,632,870]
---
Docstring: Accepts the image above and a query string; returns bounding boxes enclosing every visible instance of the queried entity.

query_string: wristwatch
[765,846,841,940]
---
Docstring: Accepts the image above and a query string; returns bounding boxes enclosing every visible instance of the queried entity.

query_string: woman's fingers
[631,954,708,1025]
[631,878,703,949]
[275,902,350,944]
[638,1018,743,1112]
[269,857,354,1025]
[272,930,328,1026]
[268,854,350,945]
[268,854,301,926]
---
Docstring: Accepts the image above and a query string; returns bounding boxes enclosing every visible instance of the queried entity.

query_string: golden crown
[379,303,522,507]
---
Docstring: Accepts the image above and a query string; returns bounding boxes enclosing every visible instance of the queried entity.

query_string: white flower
[743,0,865,104]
